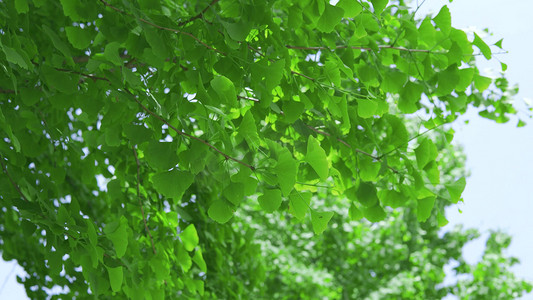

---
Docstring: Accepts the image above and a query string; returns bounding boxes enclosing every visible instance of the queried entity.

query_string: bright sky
[1,1,532,299]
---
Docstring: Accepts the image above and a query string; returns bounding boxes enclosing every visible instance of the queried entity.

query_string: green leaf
[145,141,179,170]
[238,111,260,148]
[283,100,305,124]
[1,44,29,69]
[337,0,362,18]
[494,38,503,49]
[42,25,73,65]
[399,82,423,113]
[317,4,344,33]
[474,74,492,92]
[65,26,92,49]
[192,249,207,272]
[305,136,329,181]
[181,224,199,252]
[415,138,438,169]
[437,65,459,96]
[433,5,451,34]
[456,68,474,92]
[106,266,123,293]
[275,149,298,196]
[446,177,466,203]
[258,189,282,213]
[177,244,192,272]
[124,124,153,144]
[356,182,379,207]
[208,200,234,223]
[380,190,405,208]
[437,211,449,227]
[311,210,334,235]
[151,170,194,200]
[288,191,311,221]
[223,182,244,205]
[104,216,128,258]
[363,204,386,222]
[104,42,122,66]
[14,0,29,13]
[357,99,378,118]
[221,21,251,41]
[417,196,436,222]
[473,33,492,60]
[41,65,78,94]
[371,0,388,14]
[358,156,380,182]
[211,75,237,107]
[349,203,364,221]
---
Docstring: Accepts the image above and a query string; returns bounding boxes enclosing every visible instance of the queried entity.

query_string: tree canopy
[0,0,531,298]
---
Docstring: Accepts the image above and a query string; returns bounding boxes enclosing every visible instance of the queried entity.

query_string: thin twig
[177,0,220,27]
[291,70,316,81]
[99,0,225,55]
[0,89,15,94]
[125,89,255,171]
[286,44,437,53]
[0,156,29,201]
[304,124,400,174]
[132,146,157,254]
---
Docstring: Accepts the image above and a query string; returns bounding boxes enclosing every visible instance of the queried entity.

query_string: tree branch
[99,0,225,55]
[125,89,255,171]
[132,146,157,255]
[304,124,400,174]
[285,44,439,53]
[177,0,220,27]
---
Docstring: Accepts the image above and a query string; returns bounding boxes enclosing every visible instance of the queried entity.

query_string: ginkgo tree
[0,0,530,298]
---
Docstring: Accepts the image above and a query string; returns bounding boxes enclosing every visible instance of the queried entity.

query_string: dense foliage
[0,0,530,298]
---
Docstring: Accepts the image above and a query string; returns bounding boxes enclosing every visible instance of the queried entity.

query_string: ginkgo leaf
[305,136,329,181]
[181,224,199,252]
[417,196,436,222]
[415,139,438,169]
[275,149,298,196]
[151,170,194,200]
[208,200,234,223]
[288,191,311,221]
[317,4,344,33]
[107,266,123,293]
[446,177,466,203]
[473,33,492,60]
[258,189,282,213]
[311,210,334,235]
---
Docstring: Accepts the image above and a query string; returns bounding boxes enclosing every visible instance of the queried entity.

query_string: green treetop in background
[0,0,530,298]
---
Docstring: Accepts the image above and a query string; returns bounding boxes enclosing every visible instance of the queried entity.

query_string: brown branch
[177,0,220,27]
[286,44,438,53]
[126,89,255,171]
[55,68,110,82]
[304,124,400,174]
[132,146,157,255]
[0,88,15,94]
[99,0,225,55]
[291,70,316,82]
[0,155,29,201]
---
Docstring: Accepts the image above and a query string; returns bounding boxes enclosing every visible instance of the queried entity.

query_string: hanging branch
[125,89,255,171]
[99,0,225,55]
[132,146,157,255]
[304,124,400,174]
[177,0,220,27]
